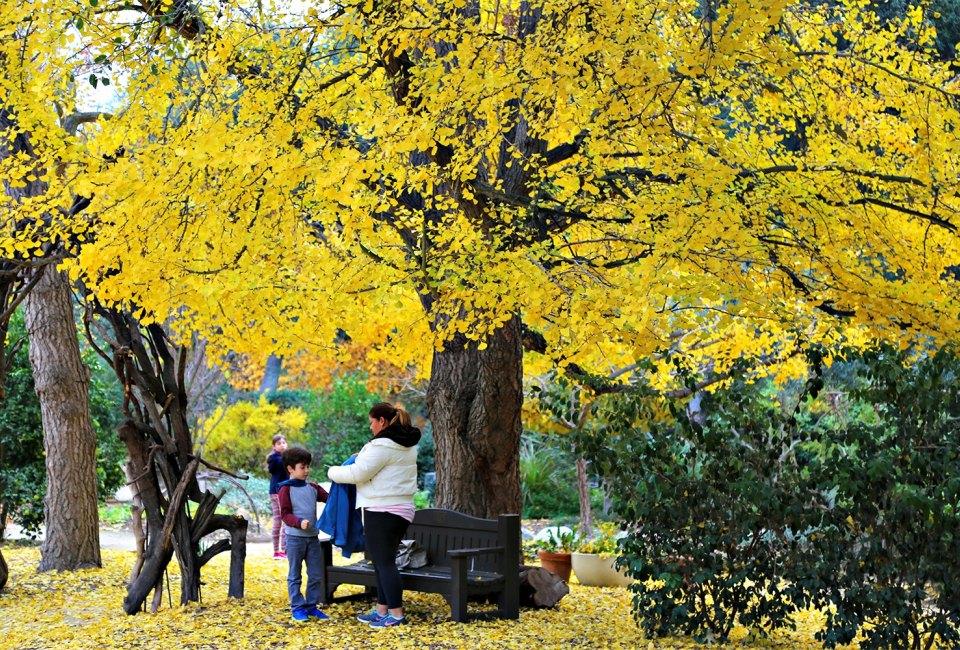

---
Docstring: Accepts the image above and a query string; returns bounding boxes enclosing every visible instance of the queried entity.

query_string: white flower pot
[571,552,633,587]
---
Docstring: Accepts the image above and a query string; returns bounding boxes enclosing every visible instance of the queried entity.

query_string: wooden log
[519,565,569,608]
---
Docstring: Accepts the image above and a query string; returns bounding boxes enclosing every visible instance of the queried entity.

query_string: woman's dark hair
[282,446,312,469]
[369,402,411,428]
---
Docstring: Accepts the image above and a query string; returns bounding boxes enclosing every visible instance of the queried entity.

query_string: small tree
[85,304,249,614]
[584,367,811,643]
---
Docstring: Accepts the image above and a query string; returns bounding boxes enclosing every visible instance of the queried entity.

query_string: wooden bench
[318,508,521,622]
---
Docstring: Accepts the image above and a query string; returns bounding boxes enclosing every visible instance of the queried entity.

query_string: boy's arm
[278,485,302,528]
[310,482,329,503]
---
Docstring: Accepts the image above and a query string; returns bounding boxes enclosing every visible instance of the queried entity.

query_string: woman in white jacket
[327,402,420,628]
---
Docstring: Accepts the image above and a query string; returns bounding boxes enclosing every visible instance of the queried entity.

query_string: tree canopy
[2,0,959,389]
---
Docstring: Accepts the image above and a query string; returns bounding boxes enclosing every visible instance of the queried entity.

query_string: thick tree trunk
[23,264,101,570]
[427,315,523,518]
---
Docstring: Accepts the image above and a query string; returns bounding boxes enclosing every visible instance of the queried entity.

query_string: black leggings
[363,509,410,609]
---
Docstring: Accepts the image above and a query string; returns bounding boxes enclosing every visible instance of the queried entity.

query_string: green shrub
[597,372,807,643]
[98,503,132,526]
[414,490,432,509]
[586,346,960,649]
[197,396,307,476]
[785,345,960,650]
[306,373,379,467]
[519,435,579,518]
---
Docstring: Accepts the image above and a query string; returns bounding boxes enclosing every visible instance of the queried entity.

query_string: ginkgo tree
[5,0,960,528]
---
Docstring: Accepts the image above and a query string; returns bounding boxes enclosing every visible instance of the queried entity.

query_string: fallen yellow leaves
[0,547,862,649]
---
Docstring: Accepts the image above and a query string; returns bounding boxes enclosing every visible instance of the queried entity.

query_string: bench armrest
[448,545,505,558]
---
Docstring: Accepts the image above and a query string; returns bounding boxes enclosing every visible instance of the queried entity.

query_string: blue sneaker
[369,614,407,628]
[291,608,310,622]
[357,609,386,624]
[306,607,329,620]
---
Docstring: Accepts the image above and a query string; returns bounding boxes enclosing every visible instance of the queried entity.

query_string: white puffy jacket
[327,437,418,508]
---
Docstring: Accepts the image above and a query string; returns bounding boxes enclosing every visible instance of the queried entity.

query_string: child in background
[278,446,330,622]
[267,434,289,560]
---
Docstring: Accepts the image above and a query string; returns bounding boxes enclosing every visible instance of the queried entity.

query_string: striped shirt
[366,503,415,523]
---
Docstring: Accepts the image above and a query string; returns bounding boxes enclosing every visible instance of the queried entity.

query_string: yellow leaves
[2,0,960,395]
[0,545,874,649]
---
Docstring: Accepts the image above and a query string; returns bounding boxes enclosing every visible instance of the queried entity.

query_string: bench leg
[449,557,469,622]
[318,542,333,606]
[499,565,520,619]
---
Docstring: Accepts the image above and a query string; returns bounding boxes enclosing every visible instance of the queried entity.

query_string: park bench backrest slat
[408,509,502,573]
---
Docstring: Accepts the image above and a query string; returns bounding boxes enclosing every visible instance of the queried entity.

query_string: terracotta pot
[571,552,633,587]
[536,550,573,582]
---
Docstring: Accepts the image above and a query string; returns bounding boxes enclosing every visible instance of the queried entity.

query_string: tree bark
[427,315,523,518]
[258,354,282,392]
[23,264,101,570]
[95,313,247,614]
[576,457,593,534]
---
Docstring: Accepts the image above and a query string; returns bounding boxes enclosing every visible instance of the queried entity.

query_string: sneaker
[357,609,387,624]
[306,607,329,620]
[291,609,310,622]
[369,614,407,628]
[273,552,287,560]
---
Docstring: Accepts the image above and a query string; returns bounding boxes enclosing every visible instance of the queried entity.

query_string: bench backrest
[407,508,520,573]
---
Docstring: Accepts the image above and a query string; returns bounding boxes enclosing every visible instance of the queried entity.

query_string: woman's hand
[300,519,310,530]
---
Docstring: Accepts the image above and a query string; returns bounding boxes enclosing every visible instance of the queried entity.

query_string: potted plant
[533,527,581,582]
[571,522,633,587]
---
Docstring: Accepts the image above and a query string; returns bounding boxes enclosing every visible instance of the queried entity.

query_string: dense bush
[584,366,811,642]
[584,347,960,648]
[307,373,381,467]
[303,375,436,482]
[197,396,307,476]
[0,310,127,537]
[785,345,960,650]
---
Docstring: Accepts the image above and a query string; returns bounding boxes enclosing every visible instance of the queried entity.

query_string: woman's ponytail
[369,401,410,427]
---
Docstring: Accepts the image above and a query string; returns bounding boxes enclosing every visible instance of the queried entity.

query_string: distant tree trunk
[576,457,593,533]
[0,547,6,590]
[427,315,523,518]
[23,264,101,571]
[259,354,282,392]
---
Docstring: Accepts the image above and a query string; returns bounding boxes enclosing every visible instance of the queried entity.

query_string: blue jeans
[286,534,322,612]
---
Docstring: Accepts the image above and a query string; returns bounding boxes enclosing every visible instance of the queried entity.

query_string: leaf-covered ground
[0,546,858,649]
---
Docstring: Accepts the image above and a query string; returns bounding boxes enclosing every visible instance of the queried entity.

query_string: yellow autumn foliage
[0,546,869,649]
[197,396,307,475]
[2,0,959,390]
